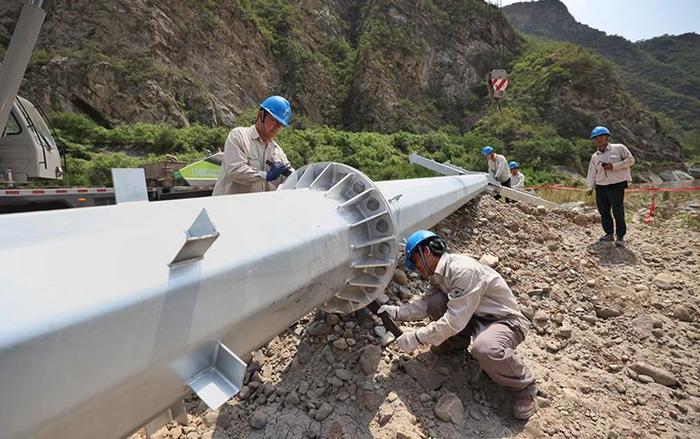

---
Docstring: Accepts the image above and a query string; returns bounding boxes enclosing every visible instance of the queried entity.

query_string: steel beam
[0,1,46,136]
[0,162,487,438]
[409,153,560,209]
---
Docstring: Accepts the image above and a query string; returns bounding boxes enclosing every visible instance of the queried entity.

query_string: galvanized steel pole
[0,162,487,438]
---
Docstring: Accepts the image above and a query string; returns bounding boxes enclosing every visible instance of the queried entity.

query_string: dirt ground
[137,192,700,439]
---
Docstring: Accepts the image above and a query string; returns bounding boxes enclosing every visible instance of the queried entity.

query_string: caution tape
[645,192,656,224]
[626,186,700,193]
[528,184,700,193]
[527,184,699,225]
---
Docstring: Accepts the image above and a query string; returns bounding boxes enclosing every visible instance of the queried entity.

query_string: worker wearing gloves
[482,146,510,200]
[585,126,635,247]
[213,95,294,195]
[509,161,525,190]
[483,146,510,186]
[379,230,538,420]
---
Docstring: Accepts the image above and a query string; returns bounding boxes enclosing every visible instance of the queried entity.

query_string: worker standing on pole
[586,126,635,247]
[509,161,525,190]
[379,230,538,420]
[213,95,294,196]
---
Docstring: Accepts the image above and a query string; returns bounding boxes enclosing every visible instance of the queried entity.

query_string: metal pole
[0,1,46,137]
[0,162,487,438]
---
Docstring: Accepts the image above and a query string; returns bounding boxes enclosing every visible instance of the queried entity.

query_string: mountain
[503,0,700,145]
[0,0,685,168]
[0,0,521,133]
[474,38,683,166]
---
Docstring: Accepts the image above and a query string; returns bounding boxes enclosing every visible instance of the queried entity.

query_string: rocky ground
[134,193,700,439]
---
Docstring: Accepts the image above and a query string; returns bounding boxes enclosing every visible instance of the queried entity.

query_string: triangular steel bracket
[186,342,246,410]
[169,208,220,268]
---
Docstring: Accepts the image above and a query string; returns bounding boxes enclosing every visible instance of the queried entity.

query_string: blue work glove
[266,161,288,182]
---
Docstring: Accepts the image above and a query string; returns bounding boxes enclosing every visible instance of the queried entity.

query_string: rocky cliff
[1,0,521,132]
[503,0,700,139]
[0,0,688,164]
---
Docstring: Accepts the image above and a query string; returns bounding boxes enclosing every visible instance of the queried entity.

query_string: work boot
[430,336,470,355]
[598,234,614,242]
[513,395,538,420]
[615,238,625,247]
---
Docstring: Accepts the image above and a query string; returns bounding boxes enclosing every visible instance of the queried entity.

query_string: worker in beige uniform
[379,230,538,420]
[509,161,525,190]
[212,95,294,196]
[482,146,511,200]
[586,126,635,247]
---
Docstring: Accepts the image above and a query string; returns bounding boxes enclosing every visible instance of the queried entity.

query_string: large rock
[314,402,334,421]
[629,362,678,387]
[433,392,464,425]
[479,254,499,268]
[392,269,409,286]
[335,368,353,381]
[595,305,623,319]
[404,360,444,390]
[359,345,382,375]
[249,408,268,429]
[659,170,694,181]
[673,305,694,322]
[688,165,700,179]
[630,314,655,339]
[307,322,331,336]
[653,273,676,290]
[332,338,349,350]
[284,391,300,406]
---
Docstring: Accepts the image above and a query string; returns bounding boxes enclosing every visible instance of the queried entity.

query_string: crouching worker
[509,161,525,190]
[379,230,538,420]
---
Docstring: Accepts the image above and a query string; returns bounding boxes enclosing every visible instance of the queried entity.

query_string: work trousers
[493,177,511,201]
[427,294,537,397]
[595,181,627,239]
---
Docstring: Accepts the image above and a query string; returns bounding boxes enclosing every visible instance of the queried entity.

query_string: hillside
[0,0,691,185]
[502,0,700,154]
[0,0,520,133]
[474,39,683,167]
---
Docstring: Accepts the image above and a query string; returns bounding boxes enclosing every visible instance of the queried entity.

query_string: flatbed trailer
[0,185,213,213]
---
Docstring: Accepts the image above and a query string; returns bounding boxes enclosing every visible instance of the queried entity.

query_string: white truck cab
[0,95,62,184]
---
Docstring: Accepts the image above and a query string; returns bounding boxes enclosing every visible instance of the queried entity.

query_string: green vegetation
[27,43,212,128]
[237,0,355,123]
[38,21,692,187]
[53,110,578,187]
[474,39,617,175]
[50,38,626,187]
[503,4,700,157]
[53,113,227,186]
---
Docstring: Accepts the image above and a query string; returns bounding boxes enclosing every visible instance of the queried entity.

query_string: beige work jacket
[396,253,529,346]
[212,125,291,195]
[586,143,635,189]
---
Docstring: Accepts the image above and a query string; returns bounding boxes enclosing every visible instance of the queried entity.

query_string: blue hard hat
[260,95,292,127]
[404,230,438,271]
[509,161,519,169]
[482,146,494,156]
[590,126,610,139]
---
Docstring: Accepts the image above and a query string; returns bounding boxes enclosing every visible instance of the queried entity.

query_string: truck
[0,0,217,213]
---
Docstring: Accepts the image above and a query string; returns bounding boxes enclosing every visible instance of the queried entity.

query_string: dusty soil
[136,194,700,439]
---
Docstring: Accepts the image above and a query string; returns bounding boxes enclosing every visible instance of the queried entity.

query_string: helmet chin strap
[417,245,434,277]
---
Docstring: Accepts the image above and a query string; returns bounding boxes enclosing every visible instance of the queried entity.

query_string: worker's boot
[430,335,470,355]
[513,395,538,420]
[598,234,614,242]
